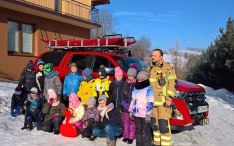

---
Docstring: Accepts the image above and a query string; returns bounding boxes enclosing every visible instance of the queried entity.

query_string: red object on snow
[60,108,78,138]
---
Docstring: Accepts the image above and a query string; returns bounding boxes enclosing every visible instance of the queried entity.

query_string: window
[8,20,34,55]
[40,51,67,66]
[70,54,92,70]
[93,56,115,72]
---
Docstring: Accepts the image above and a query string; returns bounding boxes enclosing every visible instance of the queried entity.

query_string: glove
[53,114,59,119]
[145,115,151,124]
[84,118,95,126]
[130,113,134,120]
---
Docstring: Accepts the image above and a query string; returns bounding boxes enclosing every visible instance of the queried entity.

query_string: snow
[0,82,234,146]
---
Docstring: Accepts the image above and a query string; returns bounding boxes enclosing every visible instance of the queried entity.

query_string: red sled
[60,108,78,138]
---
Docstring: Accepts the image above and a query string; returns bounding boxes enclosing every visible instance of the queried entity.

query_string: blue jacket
[63,72,83,97]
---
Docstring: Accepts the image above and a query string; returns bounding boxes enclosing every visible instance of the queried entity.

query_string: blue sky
[98,0,234,50]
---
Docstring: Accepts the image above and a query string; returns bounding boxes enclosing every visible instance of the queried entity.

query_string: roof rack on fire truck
[41,34,136,55]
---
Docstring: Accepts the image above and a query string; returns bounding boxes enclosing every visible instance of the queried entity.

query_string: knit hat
[30,87,38,94]
[127,68,137,77]
[37,59,45,67]
[69,93,79,102]
[48,89,57,101]
[88,97,96,106]
[26,60,34,71]
[114,67,123,78]
[137,70,149,81]
[98,94,107,102]
[98,67,107,79]
[82,68,92,78]
[44,63,53,74]
[69,63,78,69]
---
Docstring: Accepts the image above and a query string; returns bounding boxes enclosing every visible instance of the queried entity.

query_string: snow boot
[122,138,128,142]
[27,124,33,131]
[54,130,60,135]
[127,139,133,144]
[21,125,27,130]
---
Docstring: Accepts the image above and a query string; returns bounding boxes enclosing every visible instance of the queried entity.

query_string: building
[0,0,110,80]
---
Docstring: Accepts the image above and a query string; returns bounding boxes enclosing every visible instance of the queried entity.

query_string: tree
[186,17,234,91]
[91,8,115,38]
[131,36,151,61]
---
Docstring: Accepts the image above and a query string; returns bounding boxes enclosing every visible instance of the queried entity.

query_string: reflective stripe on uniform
[167,75,177,81]
[167,90,175,97]
[161,135,171,140]
[154,138,161,142]
[149,78,157,82]
[161,141,172,146]
[154,101,163,106]
[153,131,160,136]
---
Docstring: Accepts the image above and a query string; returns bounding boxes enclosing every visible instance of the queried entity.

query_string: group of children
[11,59,155,146]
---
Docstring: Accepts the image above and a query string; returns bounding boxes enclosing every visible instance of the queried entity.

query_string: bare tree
[171,40,183,70]
[131,36,151,61]
[91,8,115,38]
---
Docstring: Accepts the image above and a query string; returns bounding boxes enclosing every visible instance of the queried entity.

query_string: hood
[177,80,205,92]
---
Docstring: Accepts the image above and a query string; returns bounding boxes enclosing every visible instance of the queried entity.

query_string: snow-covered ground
[0,82,234,146]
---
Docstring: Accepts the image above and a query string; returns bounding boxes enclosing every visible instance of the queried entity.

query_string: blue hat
[82,68,92,79]
[37,59,44,66]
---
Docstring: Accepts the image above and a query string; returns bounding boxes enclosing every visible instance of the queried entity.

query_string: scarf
[98,103,114,122]
[45,70,58,79]
[135,79,150,90]
[69,100,81,110]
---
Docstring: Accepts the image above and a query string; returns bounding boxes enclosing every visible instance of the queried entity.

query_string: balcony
[0,0,101,29]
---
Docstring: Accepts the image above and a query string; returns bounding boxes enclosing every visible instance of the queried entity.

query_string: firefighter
[148,49,177,146]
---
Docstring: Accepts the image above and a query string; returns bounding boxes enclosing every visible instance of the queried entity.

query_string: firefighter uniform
[148,60,177,146]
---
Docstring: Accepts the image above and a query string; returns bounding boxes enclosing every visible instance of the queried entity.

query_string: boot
[27,124,33,131]
[107,140,116,146]
[54,130,60,135]
[127,139,133,144]
[21,125,27,130]
[122,138,128,142]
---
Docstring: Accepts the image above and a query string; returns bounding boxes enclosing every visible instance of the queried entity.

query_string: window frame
[7,20,35,56]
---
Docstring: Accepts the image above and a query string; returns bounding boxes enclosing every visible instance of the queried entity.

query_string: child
[18,60,37,107]
[63,63,83,106]
[129,70,154,146]
[42,89,65,135]
[43,63,62,102]
[65,93,85,133]
[82,97,99,139]
[92,95,122,146]
[93,65,111,102]
[21,87,42,131]
[109,67,125,110]
[121,67,137,144]
[11,86,24,117]
[77,68,95,106]
[36,59,45,99]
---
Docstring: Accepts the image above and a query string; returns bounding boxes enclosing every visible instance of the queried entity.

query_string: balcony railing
[16,0,99,23]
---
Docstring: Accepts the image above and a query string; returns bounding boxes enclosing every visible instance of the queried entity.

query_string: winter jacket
[24,95,41,113]
[83,107,99,128]
[43,70,62,101]
[42,102,65,123]
[129,86,154,118]
[11,91,23,110]
[36,71,45,92]
[97,103,122,129]
[63,72,83,97]
[93,77,111,98]
[77,78,95,105]
[69,102,85,124]
[18,69,36,92]
[122,80,136,113]
[109,78,125,110]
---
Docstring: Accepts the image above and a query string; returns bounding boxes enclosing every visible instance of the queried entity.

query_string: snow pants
[74,120,83,133]
[135,117,152,146]
[152,105,172,146]
[24,110,42,130]
[122,112,136,140]
[42,117,62,133]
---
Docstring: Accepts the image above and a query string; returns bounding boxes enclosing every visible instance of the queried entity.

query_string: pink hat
[69,93,79,102]
[48,89,57,101]
[115,67,123,78]
[69,93,80,109]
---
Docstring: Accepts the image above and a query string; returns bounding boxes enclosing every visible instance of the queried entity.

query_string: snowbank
[0,82,234,146]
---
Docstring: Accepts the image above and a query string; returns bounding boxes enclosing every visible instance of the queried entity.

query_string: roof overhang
[0,0,101,29]
[92,0,110,6]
